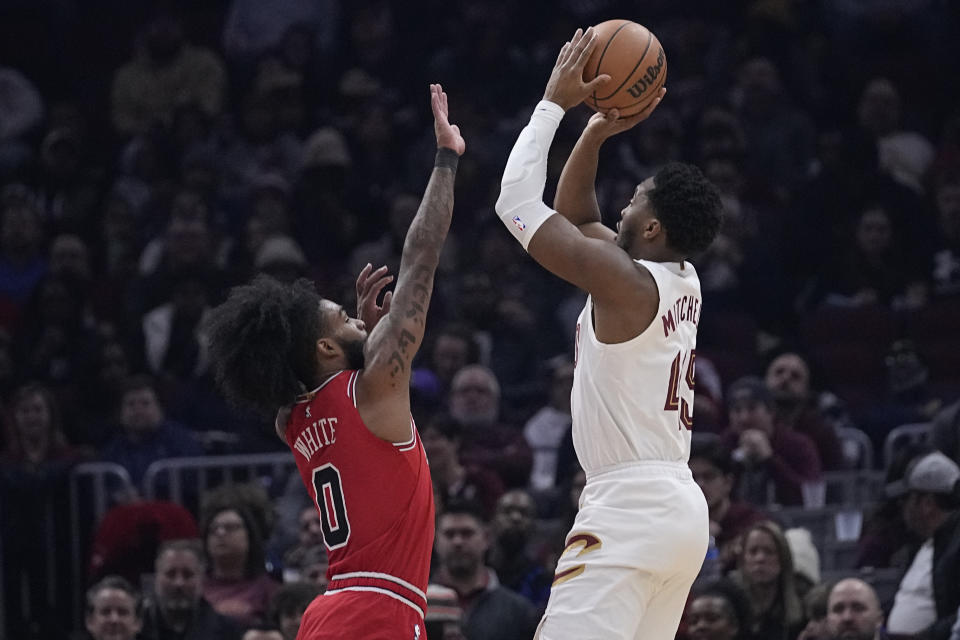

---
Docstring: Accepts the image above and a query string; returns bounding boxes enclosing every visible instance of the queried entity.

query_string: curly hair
[647,162,723,256]
[200,483,274,579]
[690,577,754,640]
[206,275,326,419]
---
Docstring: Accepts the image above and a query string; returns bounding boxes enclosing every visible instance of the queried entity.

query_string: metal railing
[143,452,295,504]
[68,462,136,625]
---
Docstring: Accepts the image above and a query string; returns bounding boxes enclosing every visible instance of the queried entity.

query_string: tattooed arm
[357,84,465,442]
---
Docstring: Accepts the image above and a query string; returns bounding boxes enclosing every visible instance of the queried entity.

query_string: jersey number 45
[664,349,695,430]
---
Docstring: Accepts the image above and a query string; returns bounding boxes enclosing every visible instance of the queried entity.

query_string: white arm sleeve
[494,100,565,250]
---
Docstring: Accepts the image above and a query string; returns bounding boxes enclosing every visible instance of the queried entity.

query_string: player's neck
[632,245,683,264]
[313,360,349,386]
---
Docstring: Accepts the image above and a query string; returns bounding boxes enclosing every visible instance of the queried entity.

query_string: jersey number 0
[312,463,351,549]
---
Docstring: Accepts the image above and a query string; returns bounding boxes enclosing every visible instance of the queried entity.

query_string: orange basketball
[583,20,667,117]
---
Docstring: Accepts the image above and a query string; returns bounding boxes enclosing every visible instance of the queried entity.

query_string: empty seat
[883,422,933,469]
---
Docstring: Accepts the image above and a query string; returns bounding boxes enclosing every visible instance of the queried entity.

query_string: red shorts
[297,590,425,640]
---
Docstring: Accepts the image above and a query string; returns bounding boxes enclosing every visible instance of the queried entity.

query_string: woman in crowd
[730,521,804,640]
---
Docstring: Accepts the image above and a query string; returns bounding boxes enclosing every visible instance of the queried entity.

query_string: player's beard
[338,336,366,370]
[616,222,636,253]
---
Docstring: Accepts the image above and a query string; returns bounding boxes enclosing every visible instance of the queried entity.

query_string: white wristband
[495,100,565,250]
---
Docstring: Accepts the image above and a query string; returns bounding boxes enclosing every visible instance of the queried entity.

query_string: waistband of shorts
[585,459,692,481]
[325,571,427,618]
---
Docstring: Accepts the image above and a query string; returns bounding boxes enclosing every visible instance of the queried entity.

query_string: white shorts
[535,461,709,640]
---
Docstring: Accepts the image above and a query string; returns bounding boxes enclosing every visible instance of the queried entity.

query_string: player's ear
[317,337,339,359]
[642,218,661,239]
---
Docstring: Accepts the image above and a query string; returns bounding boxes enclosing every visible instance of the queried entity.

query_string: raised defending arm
[358,85,465,440]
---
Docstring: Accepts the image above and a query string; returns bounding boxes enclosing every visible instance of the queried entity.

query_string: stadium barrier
[68,462,136,625]
[143,452,295,504]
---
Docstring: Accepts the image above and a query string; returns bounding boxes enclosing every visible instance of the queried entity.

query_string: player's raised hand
[583,87,667,140]
[543,27,611,111]
[430,84,465,155]
[356,263,393,332]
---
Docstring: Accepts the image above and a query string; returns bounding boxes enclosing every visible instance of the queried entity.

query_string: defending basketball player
[495,28,723,639]
[206,84,464,640]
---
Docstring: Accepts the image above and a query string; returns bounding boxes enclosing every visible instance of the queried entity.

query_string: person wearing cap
[885,450,960,639]
[721,376,822,506]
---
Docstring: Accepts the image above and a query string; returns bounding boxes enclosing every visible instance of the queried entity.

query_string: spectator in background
[1,382,85,465]
[0,66,43,174]
[141,539,245,640]
[270,581,322,640]
[689,439,767,570]
[524,358,573,492]
[765,352,846,471]
[200,484,280,626]
[99,375,203,491]
[133,187,228,318]
[928,173,960,298]
[857,78,935,197]
[856,443,929,570]
[421,414,504,519]
[819,203,926,310]
[280,505,324,582]
[448,364,532,489]
[683,577,756,640]
[862,339,944,456]
[487,490,551,611]
[88,500,198,584]
[424,583,466,640]
[15,273,97,396]
[348,192,419,279]
[721,377,822,506]
[110,13,227,137]
[731,521,804,640]
[825,578,885,640]
[432,500,539,640]
[732,57,816,203]
[798,581,833,640]
[291,126,358,268]
[135,267,213,383]
[933,398,960,465]
[413,323,480,409]
[85,576,142,640]
[253,235,309,285]
[884,451,960,639]
[0,193,47,310]
[291,545,328,590]
[221,0,337,68]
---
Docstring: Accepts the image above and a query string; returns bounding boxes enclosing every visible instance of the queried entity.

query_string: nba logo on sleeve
[512,215,526,231]
[574,322,581,367]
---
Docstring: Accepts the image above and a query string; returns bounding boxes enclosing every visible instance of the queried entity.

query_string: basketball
[582,20,667,117]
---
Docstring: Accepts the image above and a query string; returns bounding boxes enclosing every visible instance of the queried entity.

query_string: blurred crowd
[2,0,960,638]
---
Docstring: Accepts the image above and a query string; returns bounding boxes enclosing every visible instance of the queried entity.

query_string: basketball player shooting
[494,28,723,639]
[205,84,464,640]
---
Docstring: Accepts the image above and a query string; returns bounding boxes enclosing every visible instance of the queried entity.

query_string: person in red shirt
[206,84,465,640]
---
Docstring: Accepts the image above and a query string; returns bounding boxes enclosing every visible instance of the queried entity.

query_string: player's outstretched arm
[495,29,644,302]
[555,96,664,242]
[358,84,464,441]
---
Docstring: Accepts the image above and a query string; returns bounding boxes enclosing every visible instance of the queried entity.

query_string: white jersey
[571,259,702,472]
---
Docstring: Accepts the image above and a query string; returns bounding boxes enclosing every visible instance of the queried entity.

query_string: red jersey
[284,370,435,620]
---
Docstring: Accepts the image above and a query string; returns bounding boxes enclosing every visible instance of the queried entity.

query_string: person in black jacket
[885,451,960,640]
[140,539,245,640]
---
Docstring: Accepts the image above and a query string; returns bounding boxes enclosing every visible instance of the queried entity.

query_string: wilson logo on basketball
[626,47,665,99]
